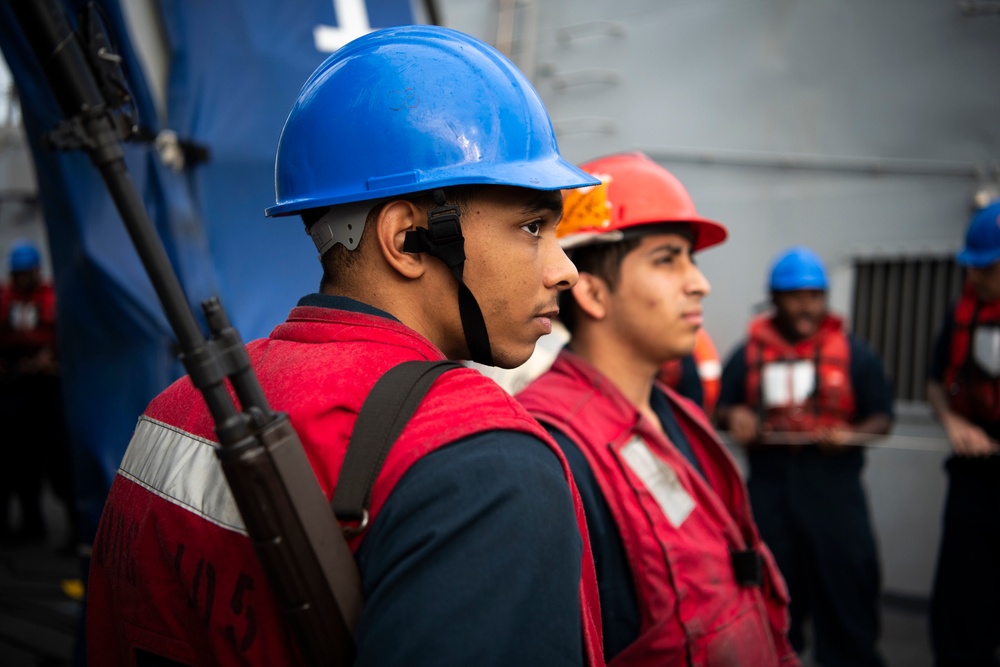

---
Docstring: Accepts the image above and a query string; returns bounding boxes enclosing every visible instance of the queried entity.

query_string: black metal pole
[8,1,363,663]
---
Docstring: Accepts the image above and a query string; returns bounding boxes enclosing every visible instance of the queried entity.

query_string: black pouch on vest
[731,549,763,587]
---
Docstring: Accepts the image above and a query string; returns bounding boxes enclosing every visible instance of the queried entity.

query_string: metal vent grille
[852,256,964,401]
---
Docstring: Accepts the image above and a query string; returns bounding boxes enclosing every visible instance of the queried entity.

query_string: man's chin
[659,342,698,365]
[793,320,820,339]
[488,343,535,370]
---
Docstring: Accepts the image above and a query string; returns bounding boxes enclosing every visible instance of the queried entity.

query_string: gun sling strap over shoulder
[333,360,464,537]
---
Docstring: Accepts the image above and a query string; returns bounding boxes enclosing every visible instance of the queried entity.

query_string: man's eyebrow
[521,194,564,216]
[648,243,685,257]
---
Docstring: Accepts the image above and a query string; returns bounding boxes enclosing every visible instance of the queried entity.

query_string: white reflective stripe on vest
[118,416,247,535]
[761,360,815,407]
[973,326,1000,377]
[620,436,695,528]
[697,359,722,381]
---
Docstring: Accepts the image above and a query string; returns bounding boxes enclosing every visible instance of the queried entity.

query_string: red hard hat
[558,152,728,251]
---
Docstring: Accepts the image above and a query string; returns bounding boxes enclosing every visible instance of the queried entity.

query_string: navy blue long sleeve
[353,430,584,667]
[549,428,639,661]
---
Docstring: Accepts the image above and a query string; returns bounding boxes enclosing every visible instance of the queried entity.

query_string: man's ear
[376,200,426,279]
[571,272,610,321]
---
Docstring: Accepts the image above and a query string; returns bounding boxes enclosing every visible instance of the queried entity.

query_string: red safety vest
[519,350,798,667]
[943,285,1000,423]
[87,306,604,667]
[744,314,855,432]
[0,282,56,354]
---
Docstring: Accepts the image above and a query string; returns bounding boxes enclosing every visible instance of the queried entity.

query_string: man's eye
[523,221,541,237]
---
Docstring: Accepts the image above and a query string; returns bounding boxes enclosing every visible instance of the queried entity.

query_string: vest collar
[550,349,648,423]
[277,301,447,362]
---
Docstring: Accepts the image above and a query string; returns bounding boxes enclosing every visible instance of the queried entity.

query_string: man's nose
[544,238,579,291]
[686,262,710,298]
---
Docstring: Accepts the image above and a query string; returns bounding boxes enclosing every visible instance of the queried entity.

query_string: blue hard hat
[266,25,599,217]
[8,241,40,272]
[956,201,1000,268]
[769,246,828,291]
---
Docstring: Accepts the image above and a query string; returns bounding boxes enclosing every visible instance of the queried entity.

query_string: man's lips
[682,310,703,327]
[534,308,559,334]
[789,317,820,339]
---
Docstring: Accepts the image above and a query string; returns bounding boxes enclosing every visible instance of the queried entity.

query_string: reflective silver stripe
[118,416,247,535]
[973,326,1000,376]
[619,435,695,528]
[761,360,816,407]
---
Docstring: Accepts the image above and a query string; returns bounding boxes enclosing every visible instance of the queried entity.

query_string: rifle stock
[9,1,361,664]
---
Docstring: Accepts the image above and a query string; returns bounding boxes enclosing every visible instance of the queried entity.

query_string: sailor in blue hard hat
[716,245,894,667]
[6,240,42,296]
[926,200,1000,666]
[88,25,606,666]
[0,238,58,546]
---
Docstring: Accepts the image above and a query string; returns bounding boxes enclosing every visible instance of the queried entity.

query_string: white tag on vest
[8,302,39,331]
[973,326,1000,377]
[620,436,695,528]
[761,360,815,407]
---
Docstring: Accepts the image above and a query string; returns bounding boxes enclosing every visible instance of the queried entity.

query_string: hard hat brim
[957,247,1000,269]
[559,215,728,252]
[689,217,728,252]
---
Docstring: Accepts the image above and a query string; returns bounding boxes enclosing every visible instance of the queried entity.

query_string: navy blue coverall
[928,308,1000,667]
[718,335,893,667]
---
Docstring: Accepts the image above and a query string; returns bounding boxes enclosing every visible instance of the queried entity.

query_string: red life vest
[87,306,604,667]
[943,284,1000,423]
[744,314,855,433]
[0,282,57,356]
[519,350,797,667]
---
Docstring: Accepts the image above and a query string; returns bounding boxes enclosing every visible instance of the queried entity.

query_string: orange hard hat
[559,152,728,251]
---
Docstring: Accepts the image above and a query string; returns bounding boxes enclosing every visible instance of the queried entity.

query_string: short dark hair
[559,223,694,335]
[559,238,643,335]
[302,186,488,292]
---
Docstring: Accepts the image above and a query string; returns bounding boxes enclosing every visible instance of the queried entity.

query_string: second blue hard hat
[266,25,598,217]
[8,241,41,272]
[956,201,1000,269]
[769,246,828,291]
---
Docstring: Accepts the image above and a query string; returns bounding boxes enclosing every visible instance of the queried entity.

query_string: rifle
[8,1,361,664]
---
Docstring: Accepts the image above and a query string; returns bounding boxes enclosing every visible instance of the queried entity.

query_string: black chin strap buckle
[403,192,466,277]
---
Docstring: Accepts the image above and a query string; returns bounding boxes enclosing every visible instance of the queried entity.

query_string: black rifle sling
[332,360,464,528]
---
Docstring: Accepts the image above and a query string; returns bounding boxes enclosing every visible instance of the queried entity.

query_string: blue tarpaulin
[0,0,415,543]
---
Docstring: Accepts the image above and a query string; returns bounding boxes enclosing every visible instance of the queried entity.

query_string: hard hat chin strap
[403,189,495,366]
